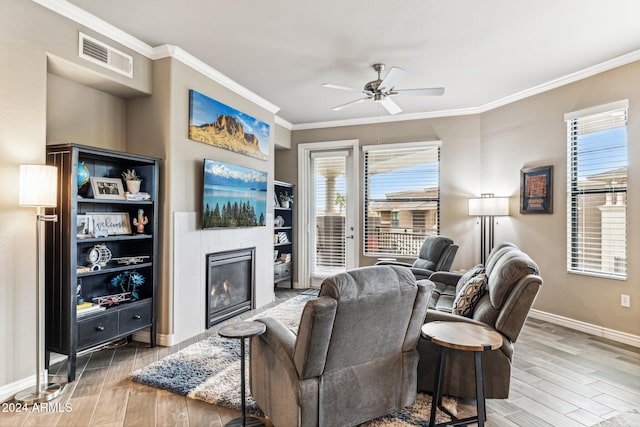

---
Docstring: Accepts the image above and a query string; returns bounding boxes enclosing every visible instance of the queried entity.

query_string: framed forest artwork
[202,159,267,229]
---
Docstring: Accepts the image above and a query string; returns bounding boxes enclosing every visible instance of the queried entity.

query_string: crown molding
[478,48,640,114]
[32,0,155,56]
[293,47,640,130]
[32,0,640,130]
[292,106,481,130]
[151,45,280,114]
[32,0,280,115]
[274,116,293,130]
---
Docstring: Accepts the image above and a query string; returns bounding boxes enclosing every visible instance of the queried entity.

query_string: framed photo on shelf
[90,177,126,200]
[87,212,132,236]
[274,193,280,208]
[76,214,90,238]
[520,165,553,214]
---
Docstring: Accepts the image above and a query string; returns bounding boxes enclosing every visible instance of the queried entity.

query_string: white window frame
[362,140,441,258]
[297,139,360,287]
[565,100,628,280]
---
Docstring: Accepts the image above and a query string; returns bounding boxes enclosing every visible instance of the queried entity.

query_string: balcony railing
[368,230,430,256]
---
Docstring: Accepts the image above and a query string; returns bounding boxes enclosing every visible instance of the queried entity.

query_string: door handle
[346,235,354,239]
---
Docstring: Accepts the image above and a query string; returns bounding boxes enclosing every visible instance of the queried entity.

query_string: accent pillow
[455,264,485,294]
[452,273,487,318]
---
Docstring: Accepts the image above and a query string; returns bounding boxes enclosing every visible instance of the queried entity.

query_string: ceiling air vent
[78,32,133,78]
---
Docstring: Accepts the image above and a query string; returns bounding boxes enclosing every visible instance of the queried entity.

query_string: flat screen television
[202,159,268,229]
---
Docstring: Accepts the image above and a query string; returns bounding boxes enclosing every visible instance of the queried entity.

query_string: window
[565,100,628,279]
[391,211,399,227]
[363,142,440,256]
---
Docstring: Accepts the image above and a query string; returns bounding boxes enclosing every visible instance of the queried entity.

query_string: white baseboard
[132,331,174,347]
[529,309,640,348]
[0,354,69,404]
[0,374,35,403]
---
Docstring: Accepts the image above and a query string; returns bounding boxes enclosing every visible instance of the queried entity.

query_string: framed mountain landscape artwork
[189,89,270,160]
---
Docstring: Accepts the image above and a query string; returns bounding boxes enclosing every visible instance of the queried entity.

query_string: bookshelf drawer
[274,262,292,280]
[119,300,152,333]
[78,311,118,348]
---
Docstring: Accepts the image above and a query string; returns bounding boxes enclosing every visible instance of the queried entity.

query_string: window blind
[363,143,440,256]
[566,104,628,279]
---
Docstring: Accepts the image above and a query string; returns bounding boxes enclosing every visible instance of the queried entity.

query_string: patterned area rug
[595,410,640,427]
[131,289,452,425]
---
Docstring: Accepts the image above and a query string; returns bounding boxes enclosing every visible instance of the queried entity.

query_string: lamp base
[14,382,64,405]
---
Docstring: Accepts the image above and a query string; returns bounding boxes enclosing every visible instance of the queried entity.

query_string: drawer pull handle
[95,325,105,332]
[133,314,141,320]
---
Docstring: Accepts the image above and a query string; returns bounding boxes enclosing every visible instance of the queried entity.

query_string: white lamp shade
[19,165,58,207]
[468,196,509,216]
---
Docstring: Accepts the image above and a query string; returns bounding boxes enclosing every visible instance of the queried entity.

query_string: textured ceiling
[67,0,640,127]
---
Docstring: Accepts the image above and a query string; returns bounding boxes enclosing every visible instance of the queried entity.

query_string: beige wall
[1,0,279,393]
[126,57,276,344]
[284,115,482,272]
[274,123,291,149]
[126,58,172,342]
[47,73,127,151]
[480,61,640,336]
[0,35,49,391]
[0,0,152,391]
[285,62,640,337]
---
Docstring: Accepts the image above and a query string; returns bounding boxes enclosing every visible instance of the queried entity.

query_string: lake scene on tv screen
[203,159,267,228]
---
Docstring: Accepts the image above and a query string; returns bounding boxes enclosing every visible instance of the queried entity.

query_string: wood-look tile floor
[1,288,639,427]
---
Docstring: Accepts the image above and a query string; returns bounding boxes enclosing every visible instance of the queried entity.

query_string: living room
[1,1,639,425]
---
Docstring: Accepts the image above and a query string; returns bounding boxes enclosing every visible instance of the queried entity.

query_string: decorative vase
[280,200,290,209]
[126,180,141,194]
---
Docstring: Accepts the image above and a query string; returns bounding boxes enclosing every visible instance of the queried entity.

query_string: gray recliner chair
[377,235,458,281]
[417,242,543,399]
[250,265,435,427]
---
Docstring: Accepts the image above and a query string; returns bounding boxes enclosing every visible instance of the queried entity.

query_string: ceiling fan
[322,63,444,115]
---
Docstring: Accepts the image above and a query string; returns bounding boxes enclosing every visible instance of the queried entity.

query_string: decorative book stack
[76,302,106,318]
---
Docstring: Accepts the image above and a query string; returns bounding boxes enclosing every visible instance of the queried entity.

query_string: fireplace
[206,247,255,328]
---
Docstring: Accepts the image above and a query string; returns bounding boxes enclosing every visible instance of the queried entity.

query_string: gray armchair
[417,242,542,399]
[250,265,435,427]
[376,235,458,281]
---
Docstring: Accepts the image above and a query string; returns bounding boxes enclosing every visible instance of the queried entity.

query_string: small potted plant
[122,169,142,194]
[279,191,293,209]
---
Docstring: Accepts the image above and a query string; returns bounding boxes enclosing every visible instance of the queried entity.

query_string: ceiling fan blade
[392,87,445,97]
[322,83,360,92]
[331,97,371,111]
[377,66,406,92]
[379,97,402,115]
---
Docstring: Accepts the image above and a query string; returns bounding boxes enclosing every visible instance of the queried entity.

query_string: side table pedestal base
[224,416,265,427]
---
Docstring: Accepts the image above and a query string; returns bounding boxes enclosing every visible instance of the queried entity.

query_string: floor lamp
[15,165,64,404]
[468,193,509,265]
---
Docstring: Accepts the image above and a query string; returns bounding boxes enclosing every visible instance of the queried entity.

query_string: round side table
[421,321,503,427]
[218,321,267,427]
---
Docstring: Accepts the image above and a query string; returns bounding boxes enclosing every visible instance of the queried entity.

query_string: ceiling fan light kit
[323,63,444,115]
